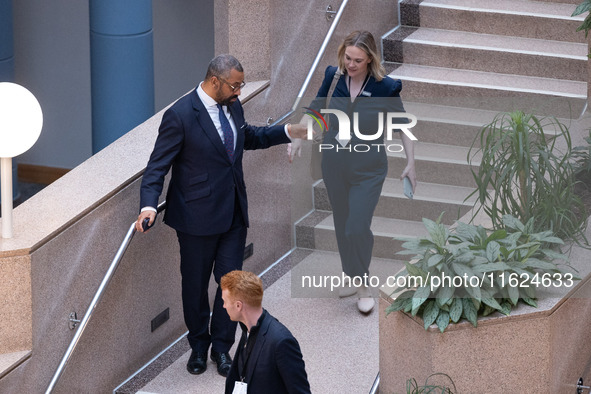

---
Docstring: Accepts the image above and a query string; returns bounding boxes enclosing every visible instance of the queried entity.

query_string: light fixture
[0,82,43,238]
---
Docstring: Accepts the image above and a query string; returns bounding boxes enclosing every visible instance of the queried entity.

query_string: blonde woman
[291,31,416,313]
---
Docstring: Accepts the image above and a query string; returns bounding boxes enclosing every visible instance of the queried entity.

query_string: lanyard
[239,331,255,382]
[347,73,370,98]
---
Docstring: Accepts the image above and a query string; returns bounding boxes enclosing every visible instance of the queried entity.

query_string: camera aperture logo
[303,107,328,133]
[303,107,418,152]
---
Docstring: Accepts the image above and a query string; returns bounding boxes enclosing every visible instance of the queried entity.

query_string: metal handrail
[45,4,352,390]
[45,201,167,393]
[369,372,380,394]
[270,0,350,126]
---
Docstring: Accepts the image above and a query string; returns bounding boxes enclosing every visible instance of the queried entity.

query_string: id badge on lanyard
[232,381,248,394]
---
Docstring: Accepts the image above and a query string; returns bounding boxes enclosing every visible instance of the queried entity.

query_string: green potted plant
[467,110,588,246]
[405,373,456,394]
[386,214,577,333]
[573,1,591,43]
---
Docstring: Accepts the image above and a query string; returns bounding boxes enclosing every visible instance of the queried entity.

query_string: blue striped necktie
[217,104,234,160]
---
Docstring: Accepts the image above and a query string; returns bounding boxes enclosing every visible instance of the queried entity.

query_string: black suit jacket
[140,87,290,236]
[225,310,311,394]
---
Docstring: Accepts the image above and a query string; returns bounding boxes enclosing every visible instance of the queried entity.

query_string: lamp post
[0,82,43,238]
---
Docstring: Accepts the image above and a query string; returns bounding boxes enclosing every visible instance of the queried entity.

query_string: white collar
[196,82,219,109]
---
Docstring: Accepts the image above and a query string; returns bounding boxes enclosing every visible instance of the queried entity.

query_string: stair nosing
[385,140,479,165]
[316,214,432,238]
[403,28,588,60]
[421,0,584,21]
[390,64,587,99]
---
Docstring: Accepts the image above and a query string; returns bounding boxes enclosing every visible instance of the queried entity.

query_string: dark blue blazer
[225,310,311,394]
[140,88,290,236]
[313,66,406,143]
[316,65,402,100]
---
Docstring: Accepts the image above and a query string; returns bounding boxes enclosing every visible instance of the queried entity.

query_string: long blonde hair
[337,30,386,82]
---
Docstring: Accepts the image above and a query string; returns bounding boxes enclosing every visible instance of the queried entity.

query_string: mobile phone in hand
[142,217,155,232]
[403,176,413,199]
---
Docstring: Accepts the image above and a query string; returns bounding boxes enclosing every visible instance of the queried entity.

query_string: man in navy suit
[135,54,307,377]
[221,270,311,394]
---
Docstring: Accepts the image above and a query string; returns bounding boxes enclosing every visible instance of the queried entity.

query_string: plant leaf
[462,298,478,327]
[482,304,496,317]
[486,241,501,262]
[505,281,519,305]
[436,310,450,333]
[503,215,524,231]
[385,290,415,314]
[436,285,455,307]
[480,289,504,312]
[411,285,431,316]
[522,258,558,270]
[406,261,428,281]
[539,248,569,261]
[428,254,445,267]
[472,262,513,273]
[486,229,508,243]
[521,296,538,308]
[500,300,512,315]
[573,1,591,17]
[455,221,480,241]
[449,298,463,323]
[422,300,440,329]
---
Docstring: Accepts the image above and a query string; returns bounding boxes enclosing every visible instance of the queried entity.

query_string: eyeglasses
[218,77,246,92]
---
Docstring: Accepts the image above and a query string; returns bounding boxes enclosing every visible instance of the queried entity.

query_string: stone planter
[379,236,591,393]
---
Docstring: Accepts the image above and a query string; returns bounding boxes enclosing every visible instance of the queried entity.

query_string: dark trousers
[176,200,247,354]
[322,145,387,278]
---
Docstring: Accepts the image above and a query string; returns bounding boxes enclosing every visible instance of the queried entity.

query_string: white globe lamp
[0,82,43,238]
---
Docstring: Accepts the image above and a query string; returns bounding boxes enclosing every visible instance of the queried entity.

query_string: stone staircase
[111,1,590,392]
[385,0,587,117]
[294,0,588,259]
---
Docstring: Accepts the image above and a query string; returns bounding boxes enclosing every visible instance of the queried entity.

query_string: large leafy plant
[386,214,577,333]
[573,1,591,42]
[467,110,587,245]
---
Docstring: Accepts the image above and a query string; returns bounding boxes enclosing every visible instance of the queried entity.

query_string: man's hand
[135,210,156,233]
[288,123,308,139]
[287,139,303,163]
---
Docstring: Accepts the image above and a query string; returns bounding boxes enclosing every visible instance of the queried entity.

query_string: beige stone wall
[0,100,187,392]
[0,255,31,353]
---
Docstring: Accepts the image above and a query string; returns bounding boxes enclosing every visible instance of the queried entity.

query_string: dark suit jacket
[140,87,290,236]
[225,310,311,394]
[314,65,405,143]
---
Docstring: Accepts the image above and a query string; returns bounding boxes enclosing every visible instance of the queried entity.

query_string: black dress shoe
[187,350,207,375]
[211,350,232,377]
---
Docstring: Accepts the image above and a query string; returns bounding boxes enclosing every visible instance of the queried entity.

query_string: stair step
[402,101,567,145]
[390,63,587,117]
[387,139,478,187]
[314,178,476,223]
[394,27,587,81]
[0,350,31,379]
[536,0,582,3]
[238,79,270,104]
[416,0,585,42]
[304,213,433,258]
[404,100,497,146]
